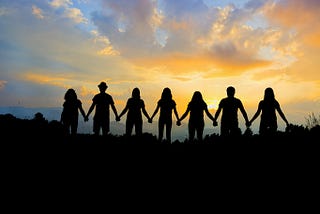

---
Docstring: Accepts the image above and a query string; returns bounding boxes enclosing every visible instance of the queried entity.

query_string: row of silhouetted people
[60,81,289,142]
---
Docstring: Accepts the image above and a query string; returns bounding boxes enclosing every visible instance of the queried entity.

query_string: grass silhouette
[1,113,319,156]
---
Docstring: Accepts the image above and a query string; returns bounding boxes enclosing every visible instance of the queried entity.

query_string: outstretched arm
[86,103,95,118]
[173,106,180,121]
[214,107,221,121]
[173,106,181,126]
[79,104,86,120]
[111,104,119,121]
[142,107,151,121]
[118,105,128,119]
[276,105,289,126]
[205,107,215,121]
[150,104,160,120]
[178,106,190,122]
[249,103,262,124]
[239,103,250,125]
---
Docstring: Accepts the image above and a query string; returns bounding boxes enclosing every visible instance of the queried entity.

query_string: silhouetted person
[150,87,180,143]
[60,88,86,136]
[178,91,215,142]
[214,86,250,137]
[117,87,151,136]
[86,82,119,136]
[249,87,289,135]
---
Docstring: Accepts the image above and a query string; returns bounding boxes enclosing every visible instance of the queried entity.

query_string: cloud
[32,5,44,19]
[264,0,320,47]
[64,7,87,24]
[19,72,70,88]
[91,30,120,56]
[91,0,300,77]
[49,0,87,24]
[49,0,73,8]
[258,0,320,84]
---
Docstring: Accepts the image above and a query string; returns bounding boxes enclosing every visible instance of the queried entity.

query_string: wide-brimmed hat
[98,81,108,89]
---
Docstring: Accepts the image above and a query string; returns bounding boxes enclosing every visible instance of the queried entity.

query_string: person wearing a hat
[86,81,119,136]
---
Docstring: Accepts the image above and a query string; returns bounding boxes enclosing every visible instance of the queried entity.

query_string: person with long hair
[249,87,289,135]
[117,87,151,136]
[178,91,215,142]
[60,88,86,135]
[150,87,180,143]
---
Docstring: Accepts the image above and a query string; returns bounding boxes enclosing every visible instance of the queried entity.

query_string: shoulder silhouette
[86,82,119,136]
[214,86,250,137]
[178,91,215,142]
[60,88,86,136]
[249,87,289,136]
[150,87,180,143]
[118,87,151,136]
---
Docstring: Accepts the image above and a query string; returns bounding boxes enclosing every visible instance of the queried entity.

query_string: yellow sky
[0,0,319,131]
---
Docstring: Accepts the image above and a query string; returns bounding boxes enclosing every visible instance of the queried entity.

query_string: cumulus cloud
[91,0,300,77]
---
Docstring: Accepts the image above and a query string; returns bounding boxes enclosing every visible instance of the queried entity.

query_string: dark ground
[1,114,319,212]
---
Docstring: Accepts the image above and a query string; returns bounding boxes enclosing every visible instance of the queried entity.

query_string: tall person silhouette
[60,88,86,136]
[214,86,250,136]
[178,91,215,142]
[249,87,289,135]
[86,82,119,136]
[149,87,180,143]
[117,87,151,136]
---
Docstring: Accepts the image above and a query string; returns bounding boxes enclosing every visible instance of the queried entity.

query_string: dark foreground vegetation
[1,113,319,197]
[1,113,319,157]
[2,113,318,213]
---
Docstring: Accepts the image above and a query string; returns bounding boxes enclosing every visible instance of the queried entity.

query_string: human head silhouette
[191,91,203,102]
[227,86,235,97]
[161,87,172,100]
[264,87,275,100]
[132,87,140,99]
[98,81,108,92]
[64,88,77,101]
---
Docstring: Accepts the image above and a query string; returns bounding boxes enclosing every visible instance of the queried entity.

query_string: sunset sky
[1,0,320,135]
